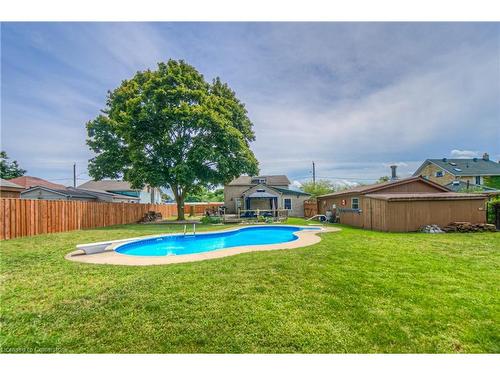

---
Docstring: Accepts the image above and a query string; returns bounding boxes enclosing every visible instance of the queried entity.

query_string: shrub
[201,216,222,225]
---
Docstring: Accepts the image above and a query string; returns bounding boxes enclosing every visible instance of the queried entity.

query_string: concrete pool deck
[65,225,340,266]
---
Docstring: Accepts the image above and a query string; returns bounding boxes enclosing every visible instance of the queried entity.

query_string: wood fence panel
[304,200,318,218]
[0,198,223,240]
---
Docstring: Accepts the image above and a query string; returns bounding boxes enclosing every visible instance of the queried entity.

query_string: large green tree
[0,151,26,179]
[301,179,337,197]
[86,60,258,220]
[185,187,224,202]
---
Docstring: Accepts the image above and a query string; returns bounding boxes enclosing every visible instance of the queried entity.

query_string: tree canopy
[87,60,258,219]
[377,176,390,183]
[185,187,224,202]
[0,151,26,180]
[301,179,337,197]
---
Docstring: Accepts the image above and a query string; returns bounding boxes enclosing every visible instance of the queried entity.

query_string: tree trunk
[175,193,186,221]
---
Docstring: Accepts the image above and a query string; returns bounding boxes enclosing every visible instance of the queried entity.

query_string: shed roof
[365,192,487,201]
[414,158,500,176]
[317,176,449,198]
[227,175,291,186]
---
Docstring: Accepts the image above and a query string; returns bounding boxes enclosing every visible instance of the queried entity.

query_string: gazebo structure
[244,190,279,211]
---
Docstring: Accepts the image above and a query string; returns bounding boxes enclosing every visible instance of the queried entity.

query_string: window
[283,198,292,210]
[351,197,360,210]
[256,189,266,192]
[435,170,444,177]
[475,176,481,185]
[251,178,267,184]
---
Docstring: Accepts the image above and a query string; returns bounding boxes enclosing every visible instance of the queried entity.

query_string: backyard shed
[317,176,488,232]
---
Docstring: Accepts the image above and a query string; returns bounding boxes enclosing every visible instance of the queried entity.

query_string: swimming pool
[115,226,320,257]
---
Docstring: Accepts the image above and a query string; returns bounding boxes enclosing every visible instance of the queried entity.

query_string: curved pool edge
[65,225,340,266]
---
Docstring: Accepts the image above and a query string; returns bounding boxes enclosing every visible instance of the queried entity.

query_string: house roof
[365,192,488,202]
[247,191,279,198]
[8,175,66,190]
[78,180,139,191]
[227,175,291,186]
[22,185,142,201]
[317,176,449,198]
[413,158,500,177]
[0,178,25,191]
[77,187,140,200]
[22,186,99,199]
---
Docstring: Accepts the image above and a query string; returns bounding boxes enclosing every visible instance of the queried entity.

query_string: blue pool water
[115,226,319,256]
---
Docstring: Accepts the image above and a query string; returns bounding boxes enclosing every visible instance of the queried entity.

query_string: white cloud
[334,180,360,189]
[450,149,480,158]
[2,23,498,185]
[383,162,408,168]
[251,41,499,180]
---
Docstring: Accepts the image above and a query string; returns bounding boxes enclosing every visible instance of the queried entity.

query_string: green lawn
[1,218,499,353]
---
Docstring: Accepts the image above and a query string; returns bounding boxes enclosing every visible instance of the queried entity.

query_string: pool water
[115,226,319,256]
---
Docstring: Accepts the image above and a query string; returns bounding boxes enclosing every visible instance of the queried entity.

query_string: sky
[1,22,499,188]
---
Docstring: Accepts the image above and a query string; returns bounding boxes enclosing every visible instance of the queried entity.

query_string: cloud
[450,149,480,158]
[383,162,408,168]
[1,23,498,186]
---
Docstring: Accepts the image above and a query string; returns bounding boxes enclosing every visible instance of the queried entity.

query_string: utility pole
[312,161,316,188]
[73,163,76,188]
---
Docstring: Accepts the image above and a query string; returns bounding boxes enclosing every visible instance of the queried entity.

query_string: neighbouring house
[413,152,500,187]
[0,178,25,198]
[8,175,66,190]
[78,180,162,204]
[20,186,141,203]
[224,175,311,217]
[317,167,488,232]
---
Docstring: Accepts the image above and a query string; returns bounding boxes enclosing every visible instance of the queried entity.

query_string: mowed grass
[1,218,499,353]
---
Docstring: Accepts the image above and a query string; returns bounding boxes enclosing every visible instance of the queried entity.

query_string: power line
[293,175,378,181]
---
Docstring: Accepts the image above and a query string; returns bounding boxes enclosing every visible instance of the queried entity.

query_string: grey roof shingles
[227,175,291,186]
[0,178,24,190]
[78,180,139,191]
[414,158,500,177]
[22,186,99,199]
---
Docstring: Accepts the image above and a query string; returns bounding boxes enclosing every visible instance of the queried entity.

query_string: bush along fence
[0,198,223,240]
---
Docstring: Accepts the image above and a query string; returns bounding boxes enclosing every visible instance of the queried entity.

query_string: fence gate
[303,200,318,218]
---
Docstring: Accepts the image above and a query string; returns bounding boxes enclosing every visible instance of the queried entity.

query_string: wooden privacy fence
[0,199,223,240]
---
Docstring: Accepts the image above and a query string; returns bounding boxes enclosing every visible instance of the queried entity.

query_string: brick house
[413,153,500,187]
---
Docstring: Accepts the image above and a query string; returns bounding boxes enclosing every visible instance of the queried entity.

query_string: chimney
[390,165,398,180]
[482,152,489,161]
